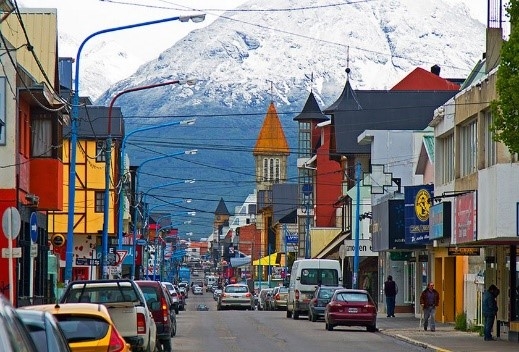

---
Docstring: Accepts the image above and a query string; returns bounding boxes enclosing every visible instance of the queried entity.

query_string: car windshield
[318,288,337,299]
[335,292,368,302]
[225,286,249,293]
[55,315,110,342]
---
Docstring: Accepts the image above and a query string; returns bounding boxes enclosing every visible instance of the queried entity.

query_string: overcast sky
[18,0,490,63]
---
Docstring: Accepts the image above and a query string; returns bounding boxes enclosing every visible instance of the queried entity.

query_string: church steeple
[253,101,290,191]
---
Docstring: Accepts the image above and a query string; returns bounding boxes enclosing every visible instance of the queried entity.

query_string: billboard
[404,185,434,244]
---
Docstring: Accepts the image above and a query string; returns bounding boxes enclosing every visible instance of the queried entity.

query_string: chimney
[430,64,441,76]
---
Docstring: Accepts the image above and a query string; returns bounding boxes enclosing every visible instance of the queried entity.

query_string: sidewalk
[377,313,518,352]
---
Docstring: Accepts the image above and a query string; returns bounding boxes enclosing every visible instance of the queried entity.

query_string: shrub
[455,311,467,331]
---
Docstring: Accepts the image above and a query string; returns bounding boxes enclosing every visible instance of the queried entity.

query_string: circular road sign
[30,212,38,243]
[2,207,21,240]
[51,234,65,247]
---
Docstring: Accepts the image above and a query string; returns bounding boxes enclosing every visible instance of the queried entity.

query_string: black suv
[135,280,176,352]
[308,286,342,322]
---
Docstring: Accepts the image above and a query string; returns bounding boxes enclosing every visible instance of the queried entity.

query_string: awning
[230,257,251,267]
[252,252,285,266]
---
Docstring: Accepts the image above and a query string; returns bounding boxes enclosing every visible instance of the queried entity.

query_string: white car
[213,289,222,301]
[193,286,203,295]
[161,282,180,314]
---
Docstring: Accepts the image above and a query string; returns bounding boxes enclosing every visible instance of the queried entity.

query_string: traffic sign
[2,207,21,240]
[339,244,346,260]
[115,250,128,265]
[2,247,21,258]
[30,212,38,243]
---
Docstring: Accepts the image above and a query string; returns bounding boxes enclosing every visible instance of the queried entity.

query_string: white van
[286,259,342,319]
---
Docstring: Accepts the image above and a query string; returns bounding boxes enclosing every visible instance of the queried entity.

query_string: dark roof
[293,91,328,122]
[64,105,124,139]
[272,183,298,224]
[214,197,230,216]
[325,81,456,154]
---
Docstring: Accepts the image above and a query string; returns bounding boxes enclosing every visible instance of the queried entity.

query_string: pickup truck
[59,279,157,352]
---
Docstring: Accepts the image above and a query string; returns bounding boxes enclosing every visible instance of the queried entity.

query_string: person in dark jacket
[482,284,500,341]
[384,275,398,317]
[420,282,440,331]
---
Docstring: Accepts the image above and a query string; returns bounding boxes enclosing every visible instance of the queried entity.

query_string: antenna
[269,80,273,103]
[346,46,351,78]
[310,72,314,92]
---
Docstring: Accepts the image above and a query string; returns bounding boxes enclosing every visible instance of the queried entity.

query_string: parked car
[0,295,39,352]
[162,282,180,314]
[324,289,377,332]
[217,284,254,310]
[21,303,130,352]
[135,280,176,352]
[308,286,343,322]
[258,288,273,311]
[161,286,178,337]
[196,304,209,311]
[193,285,203,295]
[272,286,289,311]
[17,308,71,352]
[213,288,223,301]
[59,279,156,352]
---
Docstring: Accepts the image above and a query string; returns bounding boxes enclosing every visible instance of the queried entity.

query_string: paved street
[171,292,519,352]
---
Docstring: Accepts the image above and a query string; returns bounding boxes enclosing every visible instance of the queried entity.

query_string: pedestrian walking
[420,282,439,331]
[384,275,398,317]
[482,284,500,341]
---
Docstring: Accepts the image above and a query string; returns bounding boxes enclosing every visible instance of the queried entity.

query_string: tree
[491,1,519,155]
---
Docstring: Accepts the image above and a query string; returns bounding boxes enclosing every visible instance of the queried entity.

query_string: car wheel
[160,338,172,352]
[326,322,334,331]
[307,311,312,321]
[171,321,177,337]
[311,311,317,322]
[175,308,179,314]
[292,310,299,320]
[286,307,292,318]
[367,324,377,332]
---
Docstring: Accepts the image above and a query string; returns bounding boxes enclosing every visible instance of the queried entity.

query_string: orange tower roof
[253,102,290,155]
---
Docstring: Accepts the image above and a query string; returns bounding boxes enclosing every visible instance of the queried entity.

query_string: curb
[380,330,452,352]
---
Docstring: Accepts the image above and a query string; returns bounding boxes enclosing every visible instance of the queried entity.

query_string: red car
[324,289,377,332]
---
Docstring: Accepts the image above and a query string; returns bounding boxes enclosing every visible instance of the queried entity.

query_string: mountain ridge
[87,0,486,239]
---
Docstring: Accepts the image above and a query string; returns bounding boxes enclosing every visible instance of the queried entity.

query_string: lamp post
[118,118,195,250]
[353,161,362,289]
[65,14,205,283]
[129,152,197,280]
[107,79,197,252]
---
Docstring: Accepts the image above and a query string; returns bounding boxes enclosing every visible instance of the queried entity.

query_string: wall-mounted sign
[448,247,480,256]
[404,185,434,244]
[51,234,65,247]
[454,191,477,244]
[429,202,451,240]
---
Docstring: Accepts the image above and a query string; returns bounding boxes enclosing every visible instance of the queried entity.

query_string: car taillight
[137,312,146,334]
[363,304,376,313]
[245,292,251,298]
[295,290,300,300]
[327,302,340,312]
[275,293,280,300]
[108,327,127,352]
[161,297,169,322]
[310,298,317,305]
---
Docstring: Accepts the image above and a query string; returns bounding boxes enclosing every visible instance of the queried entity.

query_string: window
[438,134,454,183]
[31,111,63,159]
[96,140,106,162]
[459,119,477,177]
[262,157,281,182]
[298,122,311,158]
[484,110,496,167]
[94,191,104,213]
[300,268,339,286]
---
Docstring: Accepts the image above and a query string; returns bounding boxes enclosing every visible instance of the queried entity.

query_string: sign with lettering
[343,239,377,257]
[405,185,434,244]
[448,247,480,256]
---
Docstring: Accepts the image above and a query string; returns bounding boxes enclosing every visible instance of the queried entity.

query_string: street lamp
[106,79,197,252]
[129,152,197,280]
[65,13,206,282]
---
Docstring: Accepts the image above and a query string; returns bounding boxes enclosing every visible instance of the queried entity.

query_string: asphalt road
[171,290,430,352]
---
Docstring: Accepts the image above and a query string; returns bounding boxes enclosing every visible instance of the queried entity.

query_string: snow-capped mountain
[85,0,486,238]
